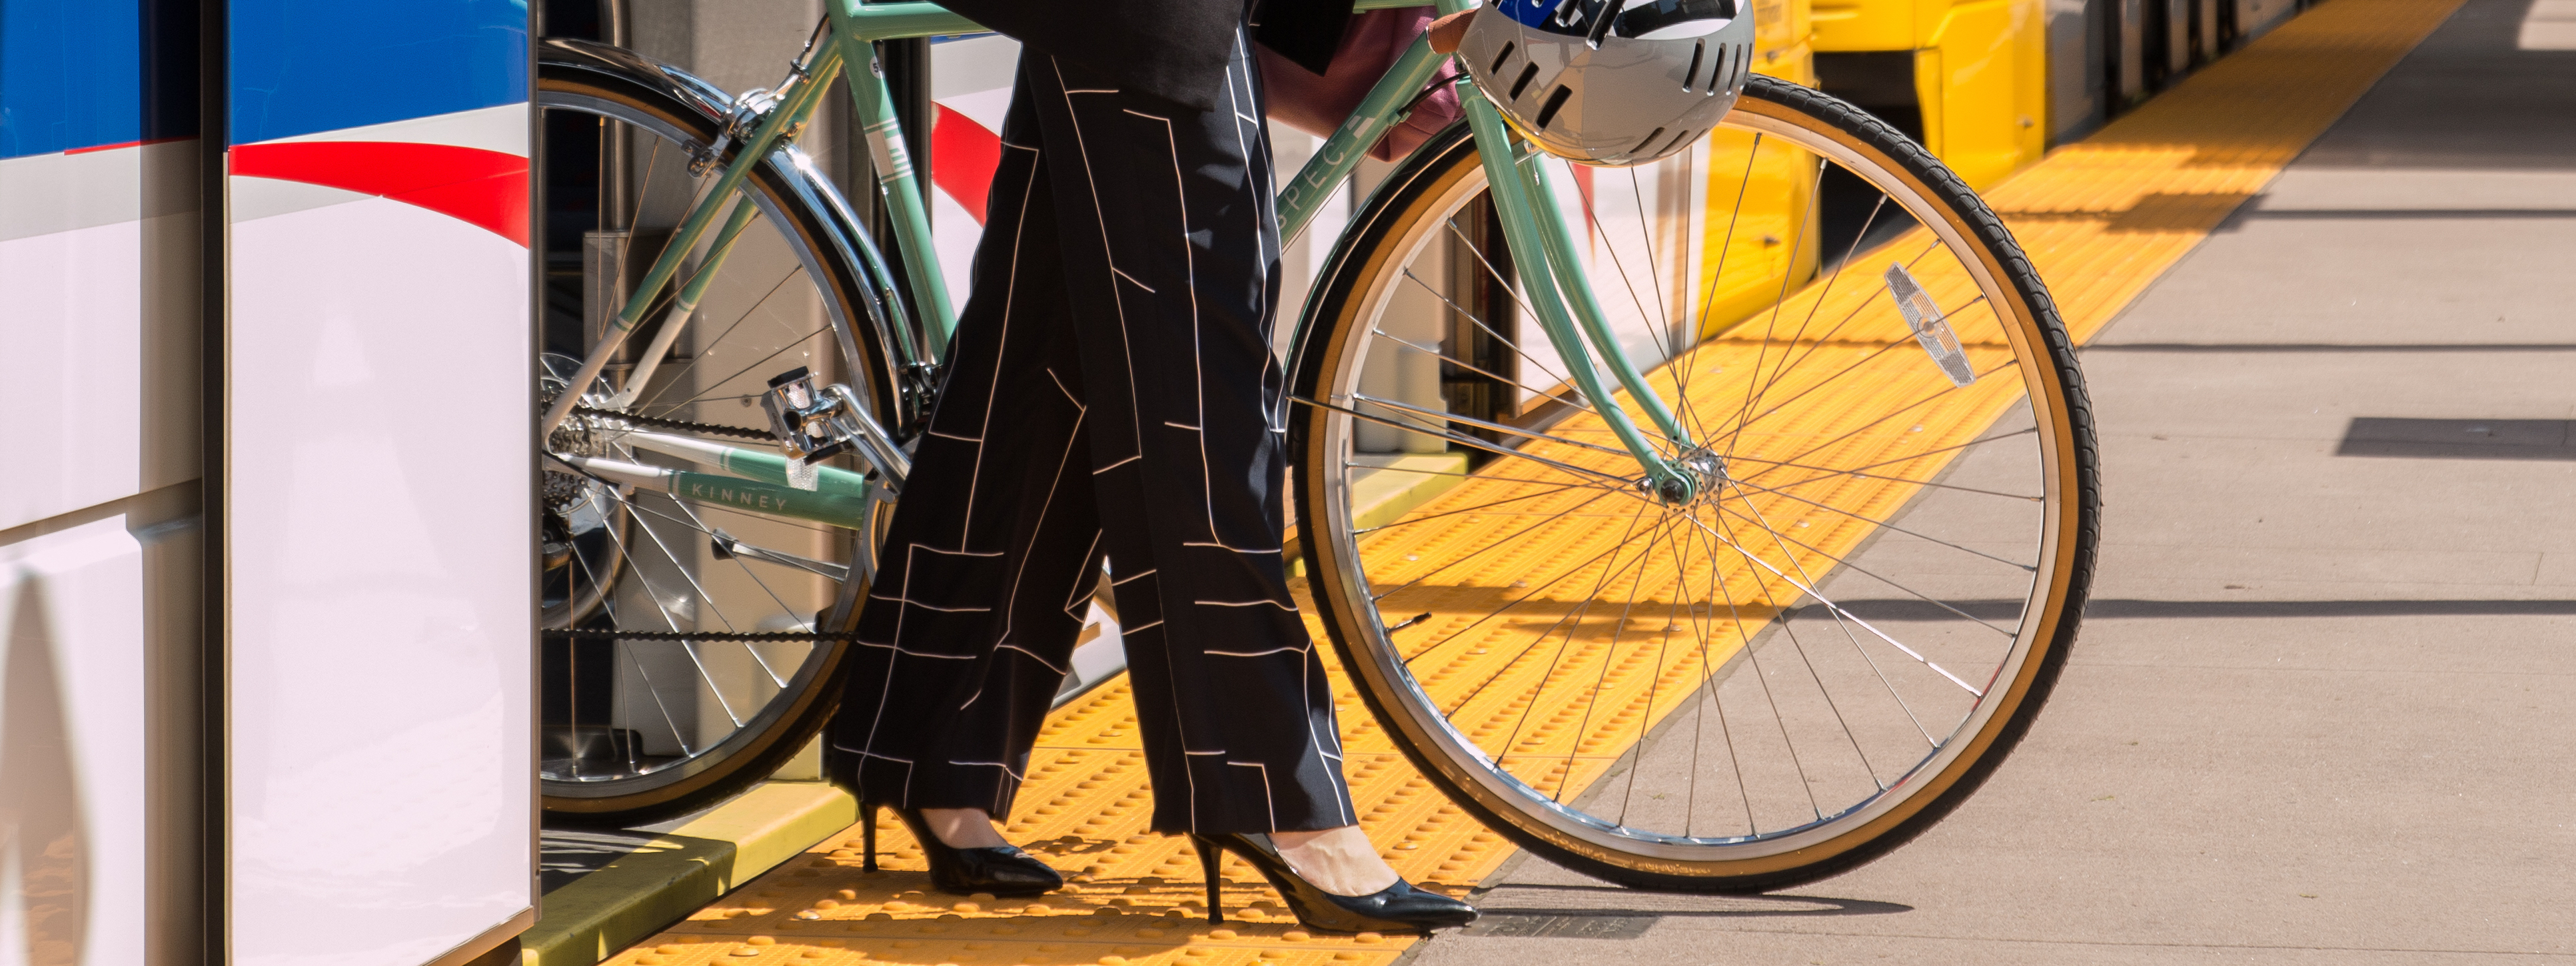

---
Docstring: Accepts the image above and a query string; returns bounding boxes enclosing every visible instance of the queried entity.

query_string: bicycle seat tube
[542,27,852,435]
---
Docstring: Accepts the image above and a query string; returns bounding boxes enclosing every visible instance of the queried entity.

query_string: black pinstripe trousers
[826,31,1357,835]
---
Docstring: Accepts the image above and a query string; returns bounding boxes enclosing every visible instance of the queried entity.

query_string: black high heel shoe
[861,803,1063,897]
[1190,832,1477,933]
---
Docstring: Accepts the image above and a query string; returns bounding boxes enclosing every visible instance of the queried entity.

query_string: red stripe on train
[931,103,1002,225]
[231,141,529,245]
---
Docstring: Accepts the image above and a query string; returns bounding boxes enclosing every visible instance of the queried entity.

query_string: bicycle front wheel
[1289,76,2097,890]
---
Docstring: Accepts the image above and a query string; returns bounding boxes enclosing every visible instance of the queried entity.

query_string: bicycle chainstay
[552,406,865,645]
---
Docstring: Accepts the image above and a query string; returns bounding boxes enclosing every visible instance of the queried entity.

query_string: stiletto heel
[1193,835,1227,924]
[877,805,1064,896]
[1189,832,1477,933]
[862,804,879,873]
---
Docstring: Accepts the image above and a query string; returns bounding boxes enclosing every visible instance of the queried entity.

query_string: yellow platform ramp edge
[526,781,860,966]
[596,1,2463,963]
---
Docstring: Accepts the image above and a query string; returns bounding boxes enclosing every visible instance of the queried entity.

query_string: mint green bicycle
[532,0,2097,891]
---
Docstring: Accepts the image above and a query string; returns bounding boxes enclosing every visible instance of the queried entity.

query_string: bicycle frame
[544,0,1704,537]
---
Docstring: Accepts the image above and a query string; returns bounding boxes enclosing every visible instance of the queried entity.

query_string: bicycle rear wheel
[535,40,907,821]
[1289,76,2097,890]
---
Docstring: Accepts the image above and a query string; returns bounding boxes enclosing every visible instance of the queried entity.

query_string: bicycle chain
[570,405,779,442]
[542,628,865,642]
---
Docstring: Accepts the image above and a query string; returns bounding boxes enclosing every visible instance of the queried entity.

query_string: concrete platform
[1413,0,2576,961]
[574,0,2575,963]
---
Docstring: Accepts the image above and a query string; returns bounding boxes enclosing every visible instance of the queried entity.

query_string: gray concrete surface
[1413,0,2576,961]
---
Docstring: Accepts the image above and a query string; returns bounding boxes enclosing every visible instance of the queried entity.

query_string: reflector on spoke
[1884,262,1976,388]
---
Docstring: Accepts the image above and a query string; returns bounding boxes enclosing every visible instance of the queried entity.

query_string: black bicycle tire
[535,40,894,824]
[1287,75,2100,891]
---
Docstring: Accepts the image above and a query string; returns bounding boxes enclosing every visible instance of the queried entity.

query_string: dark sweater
[937,0,1357,111]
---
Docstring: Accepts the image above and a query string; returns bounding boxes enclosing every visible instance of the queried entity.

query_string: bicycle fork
[1455,82,1702,502]
[1271,17,1702,501]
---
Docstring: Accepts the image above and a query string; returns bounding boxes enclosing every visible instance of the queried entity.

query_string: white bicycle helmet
[1457,0,1756,166]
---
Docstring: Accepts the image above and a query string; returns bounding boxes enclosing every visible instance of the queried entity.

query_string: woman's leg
[1015,33,1415,899]
[835,31,1416,901]
[825,63,1109,835]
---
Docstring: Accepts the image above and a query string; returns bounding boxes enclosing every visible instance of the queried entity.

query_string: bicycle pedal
[759,367,860,463]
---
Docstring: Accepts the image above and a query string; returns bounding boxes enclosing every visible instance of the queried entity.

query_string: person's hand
[1427,10,1474,53]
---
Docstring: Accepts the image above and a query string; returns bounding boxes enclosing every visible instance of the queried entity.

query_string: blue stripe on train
[229,0,529,145]
[2,0,524,159]
[0,0,196,160]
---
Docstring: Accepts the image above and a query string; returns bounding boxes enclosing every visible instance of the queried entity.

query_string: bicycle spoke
[1736,425,2040,494]
[609,489,745,634]
[633,262,810,414]
[1561,510,1696,807]
[1351,477,1632,537]
[1708,237,1952,440]
[1719,156,1830,464]
[1338,461,1627,489]
[649,496,808,690]
[1710,501,2018,639]
[1734,356,2021,484]
[1718,474,2036,572]
[1706,290,1998,455]
[1297,396,1642,488]
[1495,502,1666,797]
[1439,219,1580,389]
[1728,452,2042,503]
[1614,510,1698,828]
[1688,512,1826,821]
[1347,392,1670,458]
[1369,480,1644,616]
[620,638,697,756]
[1720,502,1885,788]
[1399,266,1583,402]
[1561,160,1675,367]
[1680,512,1983,697]
[540,76,872,799]
[1402,487,1670,696]
[1656,133,1766,431]
[1370,320,1590,414]
[1730,492,1935,752]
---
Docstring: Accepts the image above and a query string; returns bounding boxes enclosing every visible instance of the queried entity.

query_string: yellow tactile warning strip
[598,1,2463,963]
[1981,0,2469,342]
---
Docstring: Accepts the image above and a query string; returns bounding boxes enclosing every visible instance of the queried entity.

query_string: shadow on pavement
[1793,598,2576,620]
[1471,883,1913,917]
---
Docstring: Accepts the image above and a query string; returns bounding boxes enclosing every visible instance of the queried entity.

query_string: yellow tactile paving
[604,684,1496,966]
[604,1,2463,962]
[1985,0,2469,341]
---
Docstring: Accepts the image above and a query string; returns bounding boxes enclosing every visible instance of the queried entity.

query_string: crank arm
[710,528,851,582]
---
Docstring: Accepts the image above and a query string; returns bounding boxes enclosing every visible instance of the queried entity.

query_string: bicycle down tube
[553,0,1699,532]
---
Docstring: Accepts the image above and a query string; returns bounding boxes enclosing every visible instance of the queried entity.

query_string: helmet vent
[1509,63,1542,101]
[1491,43,1519,76]
[1536,85,1575,129]
[1709,43,1732,93]
[1663,127,1696,154]
[1630,127,1668,154]
[1684,41,1704,90]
